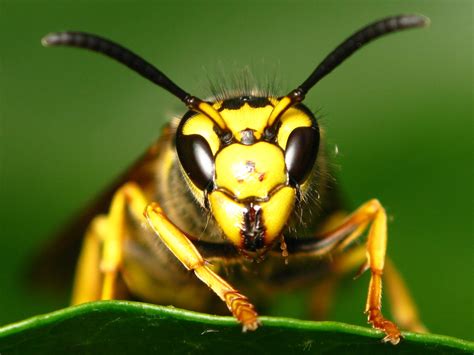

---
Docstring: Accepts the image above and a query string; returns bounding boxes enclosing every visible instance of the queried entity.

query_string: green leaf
[0,301,472,354]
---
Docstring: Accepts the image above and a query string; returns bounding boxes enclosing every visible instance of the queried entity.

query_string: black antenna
[42,32,228,129]
[42,32,190,101]
[267,14,429,127]
[297,14,429,97]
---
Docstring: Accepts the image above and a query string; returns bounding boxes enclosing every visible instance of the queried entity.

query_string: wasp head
[176,96,319,256]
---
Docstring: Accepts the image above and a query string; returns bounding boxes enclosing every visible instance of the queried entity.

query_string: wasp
[37,14,429,344]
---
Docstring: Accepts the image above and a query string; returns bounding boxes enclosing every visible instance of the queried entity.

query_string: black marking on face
[216,128,234,146]
[263,119,282,142]
[241,204,265,252]
[218,96,271,111]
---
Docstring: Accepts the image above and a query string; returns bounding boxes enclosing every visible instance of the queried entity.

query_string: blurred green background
[1,0,472,341]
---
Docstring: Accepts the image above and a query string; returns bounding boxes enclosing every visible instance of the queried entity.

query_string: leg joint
[367,198,382,214]
[188,259,206,271]
[371,268,384,276]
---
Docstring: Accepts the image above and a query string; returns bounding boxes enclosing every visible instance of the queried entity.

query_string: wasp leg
[304,211,347,320]
[318,199,400,344]
[385,259,427,333]
[71,216,106,304]
[145,203,260,331]
[309,276,338,320]
[315,244,426,334]
[307,239,364,320]
[72,182,148,304]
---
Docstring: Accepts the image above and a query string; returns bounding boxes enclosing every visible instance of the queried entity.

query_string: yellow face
[176,96,319,254]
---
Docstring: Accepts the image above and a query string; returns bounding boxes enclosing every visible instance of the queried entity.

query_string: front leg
[287,199,403,344]
[72,182,149,304]
[332,199,401,344]
[145,203,260,331]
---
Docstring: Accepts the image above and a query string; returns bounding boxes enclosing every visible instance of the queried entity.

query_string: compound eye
[176,134,214,191]
[284,126,320,185]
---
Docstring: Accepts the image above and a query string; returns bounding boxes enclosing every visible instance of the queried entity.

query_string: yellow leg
[309,276,338,320]
[318,199,401,344]
[385,259,427,333]
[71,216,106,304]
[145,202,260,331]
[325,244,426,334]
[72,182,148,304]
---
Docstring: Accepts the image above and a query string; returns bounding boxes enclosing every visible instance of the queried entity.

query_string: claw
[367,309,402,345]
[242,318,261,332]
[382,333,401,345]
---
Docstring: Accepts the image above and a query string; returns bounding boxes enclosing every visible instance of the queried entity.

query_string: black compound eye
[176,134,214,191]
[284,126,320,185]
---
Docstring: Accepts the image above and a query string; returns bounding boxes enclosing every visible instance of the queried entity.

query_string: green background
[1,0,472,341]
